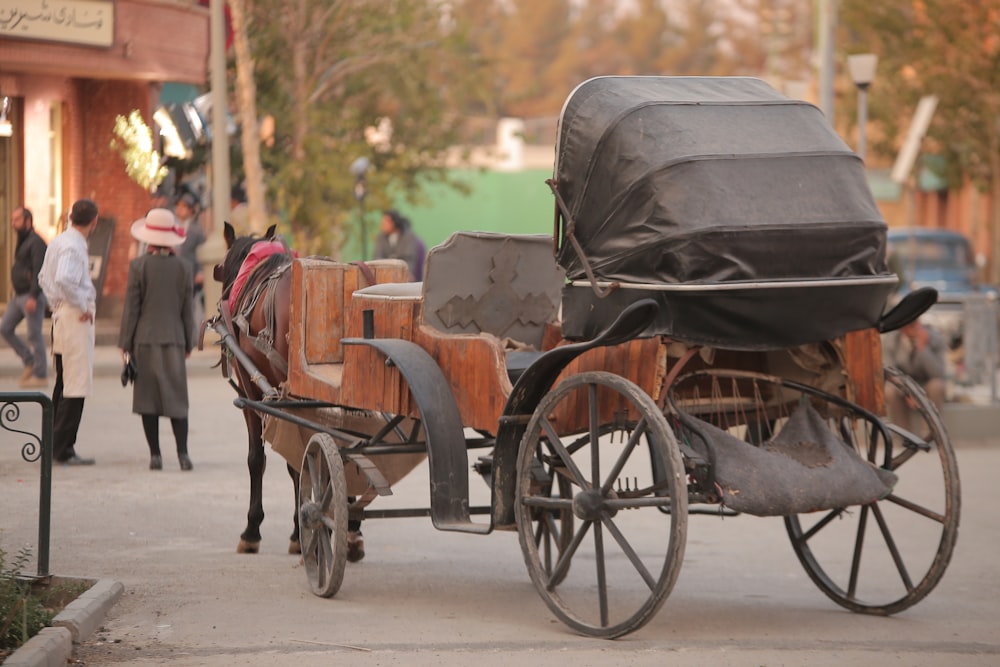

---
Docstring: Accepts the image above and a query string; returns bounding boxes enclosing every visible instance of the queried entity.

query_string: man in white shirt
[38,199,99,465]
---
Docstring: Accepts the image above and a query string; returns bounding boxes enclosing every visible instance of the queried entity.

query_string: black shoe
[150,455,163,470]
[61,455,95,466]
[178,454,193,471]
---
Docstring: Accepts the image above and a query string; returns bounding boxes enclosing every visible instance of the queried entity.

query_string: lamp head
[848,53,879,89]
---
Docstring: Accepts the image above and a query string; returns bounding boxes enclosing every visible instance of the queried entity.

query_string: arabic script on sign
[0,0,114,47]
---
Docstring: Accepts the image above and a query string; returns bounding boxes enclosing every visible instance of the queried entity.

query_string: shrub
[0,543,54,655]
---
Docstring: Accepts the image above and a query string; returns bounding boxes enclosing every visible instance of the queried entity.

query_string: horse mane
[220,222,291,304]
[220,234,263,301]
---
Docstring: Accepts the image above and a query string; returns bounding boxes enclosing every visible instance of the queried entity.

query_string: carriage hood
[552,76,890,286]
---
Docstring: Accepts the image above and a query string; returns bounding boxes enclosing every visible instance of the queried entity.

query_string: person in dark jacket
[118,209,195,471]
[374,209,426,281]
[1,207,48,387]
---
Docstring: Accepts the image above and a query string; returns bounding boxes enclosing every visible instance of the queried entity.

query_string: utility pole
[817,0,837,124]
[201,0,231,322]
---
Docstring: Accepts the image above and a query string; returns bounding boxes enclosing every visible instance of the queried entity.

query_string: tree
[494,0,576,117]
[228,0,268,234]
[839,0,1000,277]
[239,0,489,256]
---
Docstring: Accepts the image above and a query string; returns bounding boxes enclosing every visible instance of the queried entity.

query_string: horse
[209,222,364,561]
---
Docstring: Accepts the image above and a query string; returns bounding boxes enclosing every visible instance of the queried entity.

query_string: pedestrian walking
[118,208,195,471]
[37,199,99,465]
[1,206,48,387]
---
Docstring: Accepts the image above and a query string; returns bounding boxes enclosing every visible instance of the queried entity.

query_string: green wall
[347,168,556,260]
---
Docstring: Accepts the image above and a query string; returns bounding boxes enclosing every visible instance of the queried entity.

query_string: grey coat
[118,252,194,418]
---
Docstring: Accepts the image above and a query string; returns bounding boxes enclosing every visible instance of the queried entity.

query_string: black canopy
[553,76,897,349]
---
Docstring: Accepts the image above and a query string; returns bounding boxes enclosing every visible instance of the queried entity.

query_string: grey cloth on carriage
[678,400,898,517]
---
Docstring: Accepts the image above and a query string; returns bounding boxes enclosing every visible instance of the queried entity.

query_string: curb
[3,579,123,667]
[1,627,71,667]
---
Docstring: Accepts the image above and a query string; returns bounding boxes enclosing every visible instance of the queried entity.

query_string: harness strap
[232,262,291,378]
[351,260,376,287]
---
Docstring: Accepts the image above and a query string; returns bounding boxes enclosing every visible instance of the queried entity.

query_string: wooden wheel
[298,433,349,597]
[515,371,688,639]
[785,367,961,614]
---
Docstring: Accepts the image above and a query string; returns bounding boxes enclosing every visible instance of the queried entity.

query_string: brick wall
[76,79,157,319]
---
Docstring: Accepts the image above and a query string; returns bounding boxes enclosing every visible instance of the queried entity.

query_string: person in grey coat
[118,209,195,471]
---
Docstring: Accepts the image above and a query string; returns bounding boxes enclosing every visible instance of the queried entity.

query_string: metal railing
[1,391,53,578]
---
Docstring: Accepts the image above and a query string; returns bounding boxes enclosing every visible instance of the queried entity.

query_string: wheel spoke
[795,507,845,543]
[847,504,869,599]
[593,521,609,627]
[548,520,592,591]
[602,514,656,590]
[601,417,645,495]
[871,502,915,592]
[889,446,919,470]
[539,416,589,489]
[522,496,573,510]
[319,482,333,511]
[308,453,322,494]
[588,383,601,485]
[301,522,317,555]
[543,512,563,549]
[604,496,672,510]
[884,493,946,523]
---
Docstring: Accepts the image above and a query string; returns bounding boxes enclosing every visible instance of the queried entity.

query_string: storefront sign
[0,0,114,47]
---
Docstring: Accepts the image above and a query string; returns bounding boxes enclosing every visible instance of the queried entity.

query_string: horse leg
[286,462,301,554]
[238,408,266,553]
[347,505,365,562]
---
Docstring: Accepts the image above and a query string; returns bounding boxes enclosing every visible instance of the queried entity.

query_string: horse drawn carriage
[208,76,959,639]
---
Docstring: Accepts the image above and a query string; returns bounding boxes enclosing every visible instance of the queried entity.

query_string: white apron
[51,304,95,397]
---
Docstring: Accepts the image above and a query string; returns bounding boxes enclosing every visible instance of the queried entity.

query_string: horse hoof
[346,533,365,563]
[288,540,301,555]
[237,539,260,554]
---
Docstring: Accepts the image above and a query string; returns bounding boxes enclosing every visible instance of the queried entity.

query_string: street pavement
[1,339,1000,666]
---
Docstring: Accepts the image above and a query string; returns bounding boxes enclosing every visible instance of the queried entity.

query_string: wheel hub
[572,489,617,521]
[299,501,324,531]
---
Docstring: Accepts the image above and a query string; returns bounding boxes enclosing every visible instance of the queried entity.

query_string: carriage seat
[419,231,566,382]
[352,281,423,300]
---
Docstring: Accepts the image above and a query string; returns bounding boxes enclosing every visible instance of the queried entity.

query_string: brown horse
[211,222,363,559]
[211,222,297,554]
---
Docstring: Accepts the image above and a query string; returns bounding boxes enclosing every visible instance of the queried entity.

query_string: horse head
[215,221,278,300]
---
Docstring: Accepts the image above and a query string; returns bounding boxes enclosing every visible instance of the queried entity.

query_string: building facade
[0,0,209,318]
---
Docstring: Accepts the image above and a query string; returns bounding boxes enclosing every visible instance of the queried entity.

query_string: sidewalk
[0,316,223,381]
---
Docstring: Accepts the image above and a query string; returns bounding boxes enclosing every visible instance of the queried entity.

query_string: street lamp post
[847,53,878,163]
[350,156,370,260]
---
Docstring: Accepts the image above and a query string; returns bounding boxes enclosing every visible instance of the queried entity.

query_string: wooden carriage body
[283,231,886,439]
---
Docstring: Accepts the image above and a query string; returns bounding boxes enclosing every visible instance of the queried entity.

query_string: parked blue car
[887,227,998,303]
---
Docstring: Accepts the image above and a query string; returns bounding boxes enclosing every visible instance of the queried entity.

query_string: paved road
[2,366,999,666]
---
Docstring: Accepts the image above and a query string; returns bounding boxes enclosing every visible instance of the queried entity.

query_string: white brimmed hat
[131,208,186,247]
